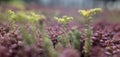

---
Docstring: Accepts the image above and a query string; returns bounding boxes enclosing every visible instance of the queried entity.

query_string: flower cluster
[78,8,102,17]
[26,12,45,23]
[54,16,73,24]
[7,10,45,24]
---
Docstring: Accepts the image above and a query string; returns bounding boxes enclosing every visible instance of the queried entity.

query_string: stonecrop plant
[54,16,73,48]
[54,15,83,57]
[7,10,46,45]
[7,10,57,57]
[78,8,102,57]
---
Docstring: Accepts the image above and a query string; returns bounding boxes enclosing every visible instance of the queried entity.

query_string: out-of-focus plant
[7,10,58,57]
[39,14,57,57]
[54,16,82,56]
[68,27,81,51]
[56,36,64,53]
[78,8,102,57]
[54,16,73,48]
[7,10,45,45]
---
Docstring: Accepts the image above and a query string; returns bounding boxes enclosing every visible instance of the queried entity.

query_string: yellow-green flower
[78,10,91,17]
[7,10,46,24]
[54,16,73,24]
[78,8,102,17]
[25,12,45,23]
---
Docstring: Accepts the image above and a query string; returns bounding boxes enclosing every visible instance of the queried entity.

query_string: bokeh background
[1,0,120,9]
[0,0,120,22]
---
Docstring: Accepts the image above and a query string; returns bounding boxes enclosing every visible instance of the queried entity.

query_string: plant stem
[62,24,70,48]
[84,18,93,57]
[39,20,57,57]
